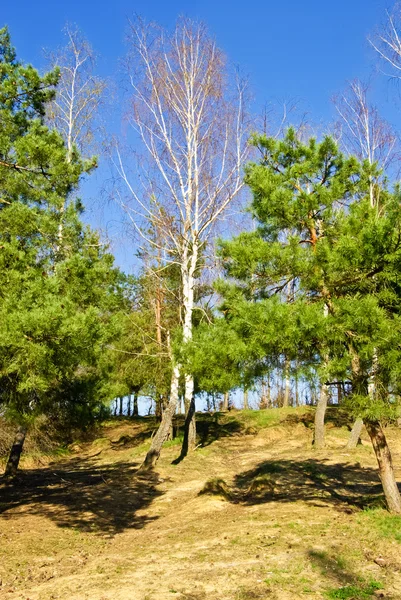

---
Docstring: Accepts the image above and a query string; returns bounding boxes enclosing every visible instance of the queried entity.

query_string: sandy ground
[1,412,401,600]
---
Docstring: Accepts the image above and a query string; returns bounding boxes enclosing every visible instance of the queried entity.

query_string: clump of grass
[359,507,401,542]
[163,434,184,448]
[326,580,383,599]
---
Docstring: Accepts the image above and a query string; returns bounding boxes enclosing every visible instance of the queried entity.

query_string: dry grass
[0,408,401,599]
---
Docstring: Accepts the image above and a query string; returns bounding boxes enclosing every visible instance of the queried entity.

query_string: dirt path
[1,416,401,599]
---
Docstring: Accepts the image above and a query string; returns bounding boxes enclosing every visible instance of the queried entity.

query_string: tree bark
[155,395,163,421]
[346,417,364,449]
[175,396,196,463]
[133,392,139,416]
[180,248,198,454]
[295,366,299,407]
[337,382,343,405]
[364,420,401,514]
[283,357,290,407]
[4,426,27,478]
[139,364,180,471]
[313,384,328,449]
[222,392,229,411]
[177,395,184,415]
[119,396,123,416]
[127,396,131,417]
[243,388,249,410]
[184,373,196,451]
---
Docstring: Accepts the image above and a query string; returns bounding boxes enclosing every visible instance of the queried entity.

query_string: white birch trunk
[182,242,198,450]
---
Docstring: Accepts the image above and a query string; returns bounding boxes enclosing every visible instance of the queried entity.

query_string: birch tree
[370,5,401,82]
[46,25,106,248]
[334,78,399,207]
[116,17,248,468]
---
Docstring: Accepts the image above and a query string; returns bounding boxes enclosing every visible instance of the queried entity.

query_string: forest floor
[1,407,401,600]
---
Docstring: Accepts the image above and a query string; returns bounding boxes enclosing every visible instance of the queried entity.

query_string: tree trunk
[127,396,131,417]
[155,396,162,421]
[243,388,249,410]
[4,426,27,478]
[177,395,184,415]
[222,392,229,411]
[295,366,299,407]
[364,420,401,514]
[176,396,196,462]
[119,396,123,416]
[179,248,198,455]
[283,357,290,407]
[313,384,328,449]
[139,364,180,471]
[337,382,343,405]
[133,393,139,417]
[346,417,364,449]
[184,373,196,451]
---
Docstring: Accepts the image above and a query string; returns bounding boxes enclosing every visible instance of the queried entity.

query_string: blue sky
[2,0,396,271]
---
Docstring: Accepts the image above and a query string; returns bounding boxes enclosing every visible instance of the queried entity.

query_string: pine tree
[214,129,401,512]
[0,28,123,476]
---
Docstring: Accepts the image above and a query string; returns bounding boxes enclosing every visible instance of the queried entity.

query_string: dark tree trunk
[127,396,131,417]
[183,392,196,450]
[133,393,139,417]
[174,397,196,463]
[155,396,163,422]
[365,420,401,514]
[139,396,178,470]
[187,399,196,451]
[243,389,249,410]
[346,418,364,449]
[313,385,328,449]
[119,396,123,416]
[114,399,117,416]
[139,366,180,471]
[4,426,27,478]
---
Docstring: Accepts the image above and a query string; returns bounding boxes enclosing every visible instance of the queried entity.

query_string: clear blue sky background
[2,0,396,271]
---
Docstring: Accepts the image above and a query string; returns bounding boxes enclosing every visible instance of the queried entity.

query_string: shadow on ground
[192,413,244,447]
[201,458,386,511]
[102,414,243,452]
[0,458,162,535]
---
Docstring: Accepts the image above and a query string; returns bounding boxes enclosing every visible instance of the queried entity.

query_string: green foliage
[199,128,401,419]
[0,28,125,437]
[104,262,182,405]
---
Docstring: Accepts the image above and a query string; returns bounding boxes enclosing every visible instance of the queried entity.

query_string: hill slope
[1,408,401,600]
